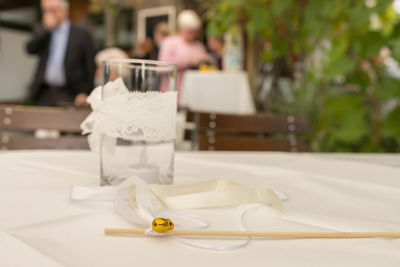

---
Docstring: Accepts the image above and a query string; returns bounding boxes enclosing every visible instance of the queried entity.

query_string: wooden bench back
[189,112,309,152]
[0,105,91,150]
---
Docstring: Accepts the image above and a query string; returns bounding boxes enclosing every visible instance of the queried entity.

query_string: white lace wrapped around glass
[81,78,177,185]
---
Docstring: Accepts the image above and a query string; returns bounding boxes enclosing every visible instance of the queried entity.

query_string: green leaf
[347,69,371,89]
[319,0,341,19]
[372,0,394,13]
[388,38,400,62]
[318,95,369,145]
[328,37,349,61]
[246,8,269,40]
[360,141,386,152]
[271,0,291,16]
[325,57,356,81]
[381,105,400,140]
[260,50,274,62]
[353,31,385,59]
[271,39,289,57]
[348,2,371,29]
[376,76,400,101]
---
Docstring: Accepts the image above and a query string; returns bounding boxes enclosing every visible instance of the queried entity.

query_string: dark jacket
[26,23,96,101]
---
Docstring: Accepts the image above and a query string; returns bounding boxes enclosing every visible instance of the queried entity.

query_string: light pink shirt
[158,35,209,99]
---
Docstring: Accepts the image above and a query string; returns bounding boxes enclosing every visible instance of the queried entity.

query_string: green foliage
[347,70,371,90]
[376,75,400,100]
[318,95,369,150]
[381,105,400,148]
[206,0,400,152]
[271,0,291,16]
[246,8,269,40]
[389,38,400,61]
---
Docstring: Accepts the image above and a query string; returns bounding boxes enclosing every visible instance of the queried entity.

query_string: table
[180,71,256,114]
[1,151,400,266]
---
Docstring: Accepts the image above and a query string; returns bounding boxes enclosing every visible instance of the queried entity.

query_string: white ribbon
[146,179,284,211]
[71,178,286,250]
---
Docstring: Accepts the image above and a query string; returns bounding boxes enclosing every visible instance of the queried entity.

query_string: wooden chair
[0,105,91,150]
[189,112,309,152]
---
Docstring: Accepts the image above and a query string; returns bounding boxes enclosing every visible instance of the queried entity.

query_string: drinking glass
[100,59,177,185]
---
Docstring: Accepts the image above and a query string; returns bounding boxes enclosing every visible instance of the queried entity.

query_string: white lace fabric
[81,78,177,150]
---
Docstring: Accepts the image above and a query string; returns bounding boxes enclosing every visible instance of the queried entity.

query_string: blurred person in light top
[158,10,211,96]
[26,0,95,106]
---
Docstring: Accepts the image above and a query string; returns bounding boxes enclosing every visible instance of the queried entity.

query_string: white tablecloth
[180,71,256,114]
[1,151,400,266]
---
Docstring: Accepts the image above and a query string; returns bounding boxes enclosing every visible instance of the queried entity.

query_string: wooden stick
[104,228,400,238]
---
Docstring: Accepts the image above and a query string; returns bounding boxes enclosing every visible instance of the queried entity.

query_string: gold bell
[152,218,174,233]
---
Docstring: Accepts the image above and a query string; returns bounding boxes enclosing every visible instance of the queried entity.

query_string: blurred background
[0,0,400,152]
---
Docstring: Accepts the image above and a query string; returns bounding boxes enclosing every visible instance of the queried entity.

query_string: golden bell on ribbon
[152,218,174,233]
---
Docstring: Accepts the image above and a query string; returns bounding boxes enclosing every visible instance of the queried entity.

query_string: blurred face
[179,27,198,43]
[154,31,166,46]
[41,0,69,25]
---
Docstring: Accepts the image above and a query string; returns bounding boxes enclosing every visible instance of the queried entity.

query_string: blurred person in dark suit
[26,0,95,106]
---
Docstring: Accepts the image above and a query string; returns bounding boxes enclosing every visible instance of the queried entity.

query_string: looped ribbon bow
[71,177,287,250]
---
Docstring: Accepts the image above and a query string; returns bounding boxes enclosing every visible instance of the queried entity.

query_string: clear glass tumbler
[100,59,177,185]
